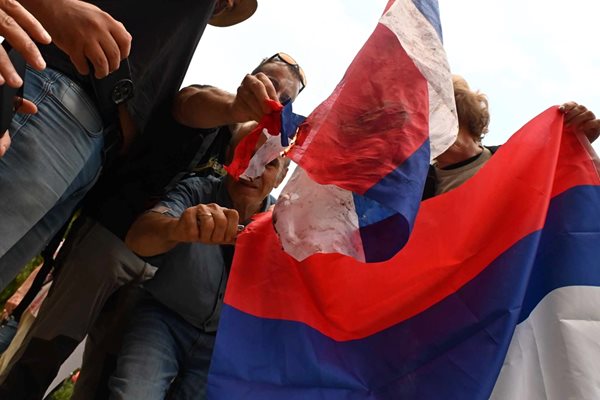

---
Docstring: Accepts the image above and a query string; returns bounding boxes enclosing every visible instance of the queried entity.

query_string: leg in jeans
[109,296,186,400]
[71,284,147,400]
[0,66,105,289]
[0,217,154,399]
[167,328,215,400]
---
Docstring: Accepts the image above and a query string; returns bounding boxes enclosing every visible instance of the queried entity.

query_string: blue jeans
[0,316,18,353]
[109,295,215,400]
[0,66,104,288]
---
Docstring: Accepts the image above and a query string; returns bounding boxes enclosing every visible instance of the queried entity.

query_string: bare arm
[172,85,238,129]
[125,203,239,257]
[172,72,279,128]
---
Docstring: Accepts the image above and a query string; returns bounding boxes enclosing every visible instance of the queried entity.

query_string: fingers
[234,73,280,122]
[98,34,122,75]
[195,204,239,244]
[99,21,131,75]
[581,118,600,143]
[1,0,51,45]
[561,102,589,124]
[233,87,263,122]
[560,102,600,143]
[565,109,595,127]
[0,131,11,157]
[80,17,131,78]
[0,1,49,73]
[16,98,37,114]
[559,101,577,114]
[561,102,593,126]
[196,205,215,242]
[85,40,110,78]
[110,22,132,60]
[254,72,278,102]
[222,209,239,243]
[236,75,269,120]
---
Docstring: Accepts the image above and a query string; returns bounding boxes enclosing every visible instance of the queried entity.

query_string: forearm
[172,85,239,129]
[125,213,180,257]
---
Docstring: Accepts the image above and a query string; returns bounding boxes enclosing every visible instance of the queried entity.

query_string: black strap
[101,121,123,168]
[10,218,73,321]
[89,59,134,169]
[162,128,220,193]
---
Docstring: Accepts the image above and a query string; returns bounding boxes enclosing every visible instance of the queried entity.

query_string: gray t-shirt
[433,147,493,195]
[143,175,272,332]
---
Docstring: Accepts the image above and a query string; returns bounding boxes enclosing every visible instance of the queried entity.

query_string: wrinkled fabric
[208,107,600,399]
[274,0,456,262]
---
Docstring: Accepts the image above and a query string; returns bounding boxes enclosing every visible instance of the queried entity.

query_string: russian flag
[208,107,600,399]
[274,0,457,263]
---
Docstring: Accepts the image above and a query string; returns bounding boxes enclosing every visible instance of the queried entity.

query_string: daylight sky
[183,0,600,159]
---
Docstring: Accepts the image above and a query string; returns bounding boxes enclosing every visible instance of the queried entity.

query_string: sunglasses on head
[265,52,306,93]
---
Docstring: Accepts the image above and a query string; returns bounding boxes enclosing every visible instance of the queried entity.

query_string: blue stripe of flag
[411,0,443,41]
[209,185,600,399]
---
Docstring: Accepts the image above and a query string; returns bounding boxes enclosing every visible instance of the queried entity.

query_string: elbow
[172,92,188,125]
[172,86,198,125]
[172,85,210,126]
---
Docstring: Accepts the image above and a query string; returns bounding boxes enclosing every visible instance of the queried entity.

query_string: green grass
[49,378,74,400]
[48,369,79,400]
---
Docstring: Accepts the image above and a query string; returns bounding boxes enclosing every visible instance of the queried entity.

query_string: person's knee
[55,219,144,288]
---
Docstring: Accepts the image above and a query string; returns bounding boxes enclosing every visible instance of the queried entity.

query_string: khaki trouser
[0,216,155,399]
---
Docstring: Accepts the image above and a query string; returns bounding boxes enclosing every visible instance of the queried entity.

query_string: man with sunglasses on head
[0,52,305,399]
[100,52,305,399]
[108,123,292,399]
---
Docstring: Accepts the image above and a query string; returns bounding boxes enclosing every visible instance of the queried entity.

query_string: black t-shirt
[40,0,217,133]
[40,0,228,238]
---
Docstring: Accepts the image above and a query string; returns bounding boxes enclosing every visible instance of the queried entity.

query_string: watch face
[111,79,134,105]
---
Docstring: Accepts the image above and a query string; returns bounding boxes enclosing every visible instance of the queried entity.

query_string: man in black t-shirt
[0,0,261,397]
[0,53,306,399]
[0,0,258,291]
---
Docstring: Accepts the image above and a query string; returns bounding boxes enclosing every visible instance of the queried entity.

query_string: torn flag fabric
[225,100,305,181]
[274,0,457,262]
[209,107,600,399]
